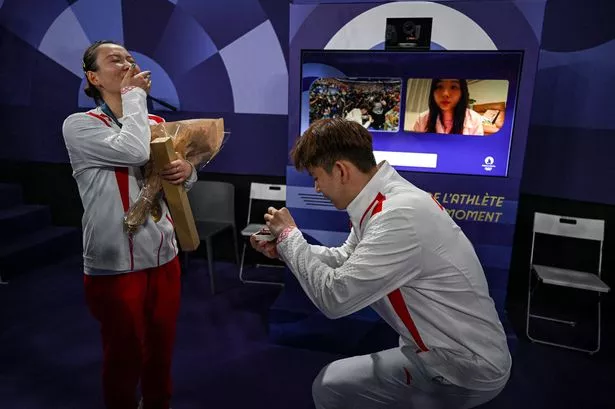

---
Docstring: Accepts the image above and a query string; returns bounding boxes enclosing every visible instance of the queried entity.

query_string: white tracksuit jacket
[277,161,512,391]
[62,87,196,275]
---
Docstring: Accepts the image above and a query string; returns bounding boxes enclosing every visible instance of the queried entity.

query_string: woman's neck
[102,94,123,119]
[441,110,454,121]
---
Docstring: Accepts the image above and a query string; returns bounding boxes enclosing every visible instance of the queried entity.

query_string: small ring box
[253,227,275,242]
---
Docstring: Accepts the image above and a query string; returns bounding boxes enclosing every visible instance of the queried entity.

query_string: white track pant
[312,346,507,409]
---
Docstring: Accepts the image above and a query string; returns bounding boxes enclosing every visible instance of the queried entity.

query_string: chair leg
[238,240,284,287]
[526,269,534,342]
[239,242,247,283]
[206,238,215,295]
[528,277,577,325]
[592,295,602,355]
[232,230,240,267]
[527,274,602,355]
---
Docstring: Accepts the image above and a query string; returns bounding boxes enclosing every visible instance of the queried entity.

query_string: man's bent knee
[312,365,330,409]
[312,362,354,409]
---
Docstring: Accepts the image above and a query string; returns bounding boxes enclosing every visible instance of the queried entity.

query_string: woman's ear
[86,71,99,87]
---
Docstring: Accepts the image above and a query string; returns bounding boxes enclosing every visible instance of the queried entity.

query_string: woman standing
[62,40,196,409]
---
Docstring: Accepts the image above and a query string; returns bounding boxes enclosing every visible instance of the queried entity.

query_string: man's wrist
[276,226,296,245]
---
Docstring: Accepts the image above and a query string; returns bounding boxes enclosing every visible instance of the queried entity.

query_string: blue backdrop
[1,0,614,204]
[521,0,615,205]
[0,0,290,176]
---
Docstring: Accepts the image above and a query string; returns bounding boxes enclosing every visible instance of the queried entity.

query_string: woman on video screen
[413,79,484,135]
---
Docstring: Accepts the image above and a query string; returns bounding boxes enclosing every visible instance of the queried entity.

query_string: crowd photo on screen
[309,77,402,131]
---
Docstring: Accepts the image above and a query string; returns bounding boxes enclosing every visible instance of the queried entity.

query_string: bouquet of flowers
[123,118,225,234]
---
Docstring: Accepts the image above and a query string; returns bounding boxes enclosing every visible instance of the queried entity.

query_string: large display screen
[300,50,524,177]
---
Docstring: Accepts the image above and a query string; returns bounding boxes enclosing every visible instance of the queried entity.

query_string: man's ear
[335,161,351,184]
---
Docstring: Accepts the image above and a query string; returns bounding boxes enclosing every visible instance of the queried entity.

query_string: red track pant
[84,256,181,409]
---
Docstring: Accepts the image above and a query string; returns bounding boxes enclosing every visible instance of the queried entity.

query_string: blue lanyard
[100,102,122,128]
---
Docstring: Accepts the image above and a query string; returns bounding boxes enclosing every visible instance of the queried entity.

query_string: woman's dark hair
[82,40,122,104]
[426,79,469,134]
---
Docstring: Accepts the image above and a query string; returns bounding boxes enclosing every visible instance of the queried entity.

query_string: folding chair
[526,212,610,354]
[187,181,239,294]
[239,182,286,286]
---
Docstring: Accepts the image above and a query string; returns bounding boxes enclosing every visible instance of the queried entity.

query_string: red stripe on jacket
[366,192,429,352]
[86,112,111,127]
[388,289,429,352]
[359,192,386,227]
[148,114,165,124]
